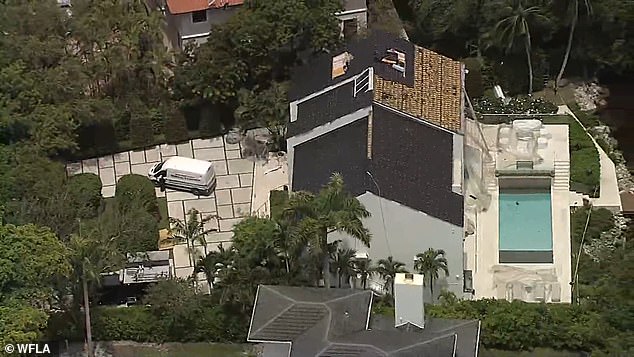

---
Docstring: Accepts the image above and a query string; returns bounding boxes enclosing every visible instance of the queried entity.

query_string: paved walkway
[558,105,621,211]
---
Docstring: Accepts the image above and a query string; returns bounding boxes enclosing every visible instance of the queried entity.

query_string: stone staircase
[553,161,570,191]
[484,159,497,192]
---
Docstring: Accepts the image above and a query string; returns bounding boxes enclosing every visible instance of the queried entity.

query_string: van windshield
[153,162,164,172]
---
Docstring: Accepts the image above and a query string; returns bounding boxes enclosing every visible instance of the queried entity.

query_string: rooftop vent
[380,48,406,77]
[332,52,353,79]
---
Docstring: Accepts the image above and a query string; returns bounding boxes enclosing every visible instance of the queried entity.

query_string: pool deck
[466,124,572,303]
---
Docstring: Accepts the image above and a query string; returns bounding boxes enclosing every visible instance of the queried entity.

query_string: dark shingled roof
[291,104,463,226]
[248,286,480,357]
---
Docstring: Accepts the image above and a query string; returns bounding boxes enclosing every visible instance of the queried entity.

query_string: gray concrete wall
[330,192,464,301]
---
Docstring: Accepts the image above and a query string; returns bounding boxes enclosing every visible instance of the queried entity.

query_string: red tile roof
[166,0,244,15]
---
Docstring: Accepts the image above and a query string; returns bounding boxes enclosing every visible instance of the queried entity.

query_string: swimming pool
[498,189,553,263]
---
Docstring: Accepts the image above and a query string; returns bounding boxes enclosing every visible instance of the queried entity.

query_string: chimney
[394,273,425,329]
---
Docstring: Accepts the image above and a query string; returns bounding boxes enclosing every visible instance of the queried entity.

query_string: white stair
[484,160,497,192]
[553,161,570,191]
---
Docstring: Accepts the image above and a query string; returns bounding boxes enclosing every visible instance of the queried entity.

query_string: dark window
[464,270,473,292]
[192,10,207,23]
[343,19,358,39]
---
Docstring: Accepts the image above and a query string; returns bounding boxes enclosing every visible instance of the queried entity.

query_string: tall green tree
[414,248,449,300]
[555,0,593,88]
[374,256,408,296]
[487,0,549,94]
[67,231,122,357]
[331,247,357,288]
[169,209,217,267]
[284,173,371,289]
[353,258,373,290]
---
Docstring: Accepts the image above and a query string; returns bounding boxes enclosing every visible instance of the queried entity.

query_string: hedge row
[427,299,612,353]
[90,304,247,343]
[474,96,558,115]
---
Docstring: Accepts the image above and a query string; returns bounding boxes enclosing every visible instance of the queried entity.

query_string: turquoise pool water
[499,190,553,251]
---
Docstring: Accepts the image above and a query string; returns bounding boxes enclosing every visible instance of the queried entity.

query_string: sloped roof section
[248,286,480,357]
[166,0,243,15]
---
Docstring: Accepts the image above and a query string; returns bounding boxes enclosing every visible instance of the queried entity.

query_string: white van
[148,156,216,196]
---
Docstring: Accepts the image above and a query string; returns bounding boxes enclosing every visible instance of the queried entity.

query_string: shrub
[129,112,155,148]
[115,174,159,219]
[199,104,222,137]
[92,306,164,342]
[427,299,612,353]
[463,57,485,98]
[66,173,103,219]
[164,106,190,144]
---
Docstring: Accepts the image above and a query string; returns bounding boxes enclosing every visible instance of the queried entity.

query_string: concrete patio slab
[227,159,254,174]
[102,185,116,198]
[145,147,161,163]
[129,150,145,164]
[219,218,242,232]
[184,198,217,214]
[234,203,251,217]
[114,152,129,163]
[239,173,253,187]
[98,155,114,168]
[66,162,82,176]
[160,144,177,157]
[223,137,240,151]
[211,160,228,175]
[82,159,99,175]
[166,190,199,202]
[217,205,234,219]
[193,137,224,149]
[231,187,252,204]
[100,167,116,186]
[131,162,154,176]
[168,201,185,220]
[176,143,193,157]
[207,232,233,244]
[202,218,220,232]
[155,188,166,198]
[215,189,232,205]
[226,150,241,159]
[216,175,240,190]
[114,162,130,176]
[194,147,225,161]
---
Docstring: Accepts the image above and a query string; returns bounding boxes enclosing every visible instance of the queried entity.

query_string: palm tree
[169,209,218,267]
[375,256,408,296]
[331,247,357,288]
[489,0,549,94]
[68,229,122,357]
[194,243,235,290]
[284,173,371,288]
[555,0,593,89]
[353,258,373,290]
[414,248,449,300]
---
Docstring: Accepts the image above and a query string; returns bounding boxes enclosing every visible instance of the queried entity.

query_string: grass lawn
[269,189,289,220]
[481,348,586,357]
[109,342,253,357]
[157,197,169,229]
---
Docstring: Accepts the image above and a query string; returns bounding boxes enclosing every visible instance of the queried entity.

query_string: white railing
[354,67,374,97]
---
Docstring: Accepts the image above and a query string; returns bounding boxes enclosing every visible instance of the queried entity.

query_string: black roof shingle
[247,286,480,357]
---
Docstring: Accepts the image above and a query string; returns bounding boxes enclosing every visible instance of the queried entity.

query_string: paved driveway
[66,135,254,245]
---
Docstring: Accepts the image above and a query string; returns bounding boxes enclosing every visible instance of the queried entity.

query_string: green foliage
[115,174,159,220]
[198,105,223,137]
[92,280,248,343]
[66,173,103,219]
[428,299,611,352]
[234,82,289,151]
[463,57,485,98]
[269,190,289,221]
[164,106,190,144]
[129,111,156,148]
[474,96,558,114]
[0,222,70,347]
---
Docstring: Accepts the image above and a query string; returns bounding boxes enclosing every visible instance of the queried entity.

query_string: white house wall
[330,192,464,301]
